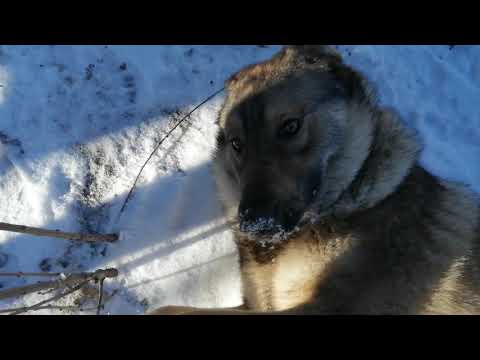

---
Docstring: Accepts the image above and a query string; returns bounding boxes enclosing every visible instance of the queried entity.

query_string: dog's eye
[231,138,243,153]
[279,118,302,138]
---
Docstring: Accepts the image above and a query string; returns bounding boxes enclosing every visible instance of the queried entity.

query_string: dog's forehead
[223,93,304,133]
[221,72,336,131]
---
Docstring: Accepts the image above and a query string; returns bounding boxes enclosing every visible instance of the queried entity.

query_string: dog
[150,45,480,315]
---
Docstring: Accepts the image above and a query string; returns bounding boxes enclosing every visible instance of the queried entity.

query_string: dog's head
[213,46,388,238]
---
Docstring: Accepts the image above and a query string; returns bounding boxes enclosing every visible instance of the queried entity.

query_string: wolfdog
[150,45,480,315]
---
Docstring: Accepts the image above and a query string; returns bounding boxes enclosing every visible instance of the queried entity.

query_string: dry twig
[0,272,63,277]
[97,278,106,315]
[0,304,97,314]
[0,268,118,302]
[116,87,225,220]
[0,222,118,243]
[0,268,119,315]
[8,279,92,315]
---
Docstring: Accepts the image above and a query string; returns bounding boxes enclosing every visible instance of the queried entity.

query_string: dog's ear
[225,61,261,90]
[225,66,247,90]
[286,45,343,65]
[225,45,343,90]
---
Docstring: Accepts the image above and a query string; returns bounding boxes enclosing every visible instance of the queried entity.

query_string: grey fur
[150,46,480,315]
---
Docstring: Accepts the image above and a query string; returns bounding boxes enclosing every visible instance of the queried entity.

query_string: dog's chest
[271,240,326,310]
[238,229,349,311]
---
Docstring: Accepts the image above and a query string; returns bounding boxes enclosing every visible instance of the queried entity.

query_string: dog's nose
[281,207,302,233]
[238,188,278,234]
[238,190,302,235]
[238,202,276,234]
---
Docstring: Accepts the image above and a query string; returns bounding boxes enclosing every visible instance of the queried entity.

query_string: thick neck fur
[311,102,422,220]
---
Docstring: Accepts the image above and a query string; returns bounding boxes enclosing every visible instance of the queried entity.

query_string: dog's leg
[148,303,309,315]
[148,304,249,315]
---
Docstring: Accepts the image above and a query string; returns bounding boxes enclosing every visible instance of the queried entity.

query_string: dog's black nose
[238,189,302,235]
[238,200,276,234]
[281,207,302,233]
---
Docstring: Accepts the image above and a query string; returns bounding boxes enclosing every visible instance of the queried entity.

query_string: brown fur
[150,46,480,315]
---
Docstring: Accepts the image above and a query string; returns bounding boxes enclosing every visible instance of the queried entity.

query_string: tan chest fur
[238,228,354,311]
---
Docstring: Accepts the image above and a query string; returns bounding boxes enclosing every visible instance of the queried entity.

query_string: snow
[0,45,479,314]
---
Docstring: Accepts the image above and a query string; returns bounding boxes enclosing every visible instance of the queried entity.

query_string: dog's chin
[298,209,323,227]
[232,218,304,245]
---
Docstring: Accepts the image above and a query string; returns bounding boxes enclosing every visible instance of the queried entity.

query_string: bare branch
[0,279,65,301]
[97,278,105,315]
[0,272,63,277]
[8,279,92,315]
[0,304,97,314]
[0,268,119,301]
[5,269,118,315]
[0,222,119,243]
[116,87,225,220]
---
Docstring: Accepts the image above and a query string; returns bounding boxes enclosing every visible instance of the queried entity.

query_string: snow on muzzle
[237,187,303,235]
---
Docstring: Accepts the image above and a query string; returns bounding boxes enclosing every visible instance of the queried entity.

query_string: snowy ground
[0,45,479,314]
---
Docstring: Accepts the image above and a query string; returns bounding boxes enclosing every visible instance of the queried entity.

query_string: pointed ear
[286,45,343,64]
[225,69,243,89]
[224,62,259,90]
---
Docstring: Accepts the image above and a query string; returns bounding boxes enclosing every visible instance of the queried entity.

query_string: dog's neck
[312,104,421,219]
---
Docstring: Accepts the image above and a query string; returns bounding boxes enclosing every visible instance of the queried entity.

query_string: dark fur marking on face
[236,93,266,141]
[296,128,316,157]
[302,166,323,206]
[215,129,226,149]
[225,167,236,182]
